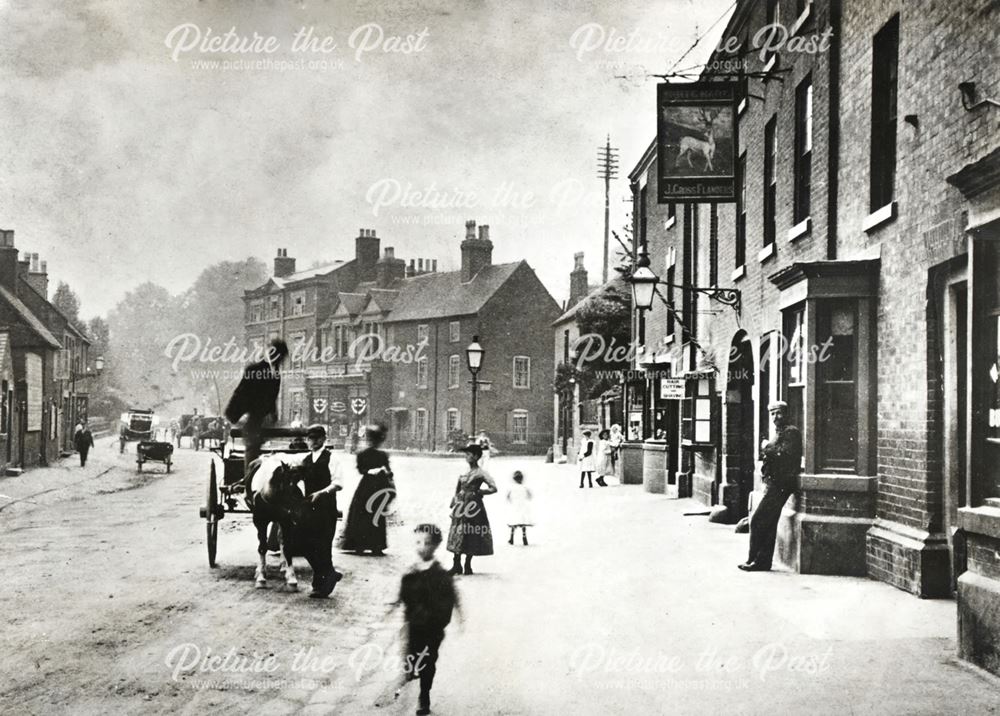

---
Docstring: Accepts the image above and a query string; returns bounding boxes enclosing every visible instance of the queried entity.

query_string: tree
[573,284,631,399]
[107,282,186,412]
[52,281,81,324]
[175,258,269,414]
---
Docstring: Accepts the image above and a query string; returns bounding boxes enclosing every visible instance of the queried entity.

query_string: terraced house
[625,0,1000,675]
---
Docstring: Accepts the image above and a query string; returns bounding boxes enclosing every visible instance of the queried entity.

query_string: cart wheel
[206,462,219,567]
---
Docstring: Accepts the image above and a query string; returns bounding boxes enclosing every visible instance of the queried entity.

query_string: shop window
[682,377,717,447]
[816,300,858,471]
[783,306,806,433]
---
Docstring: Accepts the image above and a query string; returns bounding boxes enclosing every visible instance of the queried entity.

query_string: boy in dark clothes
[386,523,461,715]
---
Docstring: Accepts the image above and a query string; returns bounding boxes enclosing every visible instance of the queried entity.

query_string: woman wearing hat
[340,423,396,555]
[447,443,497,575]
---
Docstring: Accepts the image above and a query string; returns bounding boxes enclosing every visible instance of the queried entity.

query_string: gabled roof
[386,262,522,323]
[334,292,368,317]
[553,276,627,326]
[365,289,398,313]
[0,285,61,348]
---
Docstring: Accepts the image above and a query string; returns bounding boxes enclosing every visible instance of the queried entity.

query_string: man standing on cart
[225,338,290,494]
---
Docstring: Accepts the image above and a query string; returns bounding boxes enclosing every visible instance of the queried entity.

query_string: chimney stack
[355,228,380,283]
[0,230,18,291]
[569,252,589,307]
[26,253,49,298]
[273,248,296,278]
[407,259,415,278]
[460,220,493,282]
[376,246,406,288]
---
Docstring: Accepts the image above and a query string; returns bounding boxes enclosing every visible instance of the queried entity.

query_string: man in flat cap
[300,424,344,598]
[739,400,802,572]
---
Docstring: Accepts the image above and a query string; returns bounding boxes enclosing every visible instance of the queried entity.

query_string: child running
[381,524,461,715]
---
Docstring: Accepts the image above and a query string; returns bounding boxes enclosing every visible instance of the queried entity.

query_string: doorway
[940,263,968,593]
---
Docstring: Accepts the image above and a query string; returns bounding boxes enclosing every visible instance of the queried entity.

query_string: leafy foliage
[52,281,81,324]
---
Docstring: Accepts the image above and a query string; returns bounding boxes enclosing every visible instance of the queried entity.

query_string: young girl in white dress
[506,471,533,545]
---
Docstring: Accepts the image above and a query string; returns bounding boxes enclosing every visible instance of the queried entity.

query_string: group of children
[575,424,624,488]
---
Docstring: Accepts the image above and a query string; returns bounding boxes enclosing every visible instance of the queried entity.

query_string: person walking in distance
[739,401,803,572]
[74,419,94,467]
[224,338,289,494]
[577,429,596,488]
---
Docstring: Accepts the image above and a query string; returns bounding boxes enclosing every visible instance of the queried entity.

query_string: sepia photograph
[1,0,1000,714]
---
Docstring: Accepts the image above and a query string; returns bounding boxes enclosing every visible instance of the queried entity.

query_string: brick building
[243,229,437,445]
[0,230,91,470]
[378,221,560,455]
[243,222,559,455]
[625,0,1000,675]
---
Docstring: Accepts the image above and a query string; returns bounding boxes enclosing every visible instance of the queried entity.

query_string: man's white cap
[768,400,788,412]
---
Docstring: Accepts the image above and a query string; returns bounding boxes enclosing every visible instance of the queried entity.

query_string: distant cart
[119,408,158,454]
[136,440,174,473]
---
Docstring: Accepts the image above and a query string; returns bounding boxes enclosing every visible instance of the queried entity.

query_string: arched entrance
[723,331,755,520]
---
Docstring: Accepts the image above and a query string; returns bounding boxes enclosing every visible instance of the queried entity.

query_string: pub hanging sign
[656,81,738,203]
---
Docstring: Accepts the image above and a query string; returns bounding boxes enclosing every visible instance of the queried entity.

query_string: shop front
[950,152,1000,676]
[305,370,370,451]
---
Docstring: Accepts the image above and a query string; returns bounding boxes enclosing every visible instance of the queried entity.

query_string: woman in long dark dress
[340,424,396,555]
[447,444,497,575]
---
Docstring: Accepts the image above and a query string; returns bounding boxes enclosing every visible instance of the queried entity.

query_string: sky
[0,0,734,320]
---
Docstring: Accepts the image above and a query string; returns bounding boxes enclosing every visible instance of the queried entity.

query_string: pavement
[0,445,998,715]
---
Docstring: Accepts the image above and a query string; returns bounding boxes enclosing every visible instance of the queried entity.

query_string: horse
[247,455,314,591]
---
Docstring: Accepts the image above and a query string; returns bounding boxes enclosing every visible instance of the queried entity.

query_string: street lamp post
[466,335,484,439]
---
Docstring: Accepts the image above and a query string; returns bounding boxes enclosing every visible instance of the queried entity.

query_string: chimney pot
[432,259,438,272]
[465,220,477,240]
[478,225,491,242]
[418,258,424,272]
[384,247,395,259]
